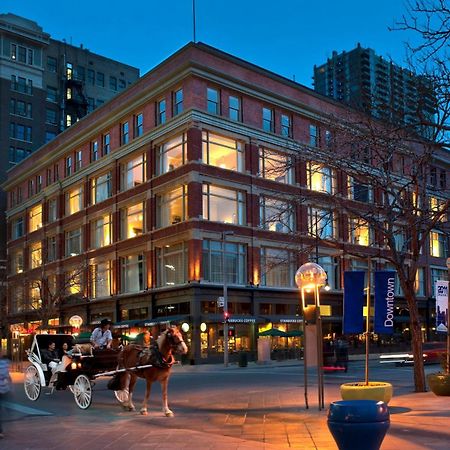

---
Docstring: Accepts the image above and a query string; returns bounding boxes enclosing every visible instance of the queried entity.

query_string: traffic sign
[217,296,224,307]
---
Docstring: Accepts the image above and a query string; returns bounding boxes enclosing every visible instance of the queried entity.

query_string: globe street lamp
[295,262,327,411]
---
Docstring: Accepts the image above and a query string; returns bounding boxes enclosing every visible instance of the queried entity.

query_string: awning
[260,315,304,324]
[140,315,190,327]
[258,328,288,337]
[112,320,143,329]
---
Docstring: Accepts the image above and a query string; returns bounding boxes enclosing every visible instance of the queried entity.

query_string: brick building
[3,43,448,363]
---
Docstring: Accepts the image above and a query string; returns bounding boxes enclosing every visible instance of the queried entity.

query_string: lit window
[262,107,274,132]
[65,228,82,256]
[121,202,144,239]
[202,240,246,285]
[30,241,42,268]
[121,254,146,293]
[261,247,295,287]
[260,196,294,233]
[156,134,186,175]
[430,230,446,258]
[349,217,371,246]
[307,162,334,193]
[207,87,220,114]
[430,196,446,222]
[91,214,112,248]
[91,261,111,298]
[29,204,42,232]
[157,243,187,287]
[308,208,335,240]
[157,186,187,227]
[173,88,183,115]
[121,154,146,190]
[202,131,243,171]
[65,186,83,215]
[66,270,82,295]
[229,95,241,121]
[30,284,42,309]
[157,99,166,125]
[202,184,245,225]
[91,172,112,204]
[414,268,425,296]
[259,148,293,183]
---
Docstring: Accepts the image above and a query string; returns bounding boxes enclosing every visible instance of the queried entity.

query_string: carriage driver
[90,319,113,349]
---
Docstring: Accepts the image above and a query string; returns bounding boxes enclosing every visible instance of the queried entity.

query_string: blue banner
[343,271,365,334]
[374,271,396,334]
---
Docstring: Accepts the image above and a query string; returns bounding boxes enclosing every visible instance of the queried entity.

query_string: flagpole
[365,256,371,386]
[192,0,196,42]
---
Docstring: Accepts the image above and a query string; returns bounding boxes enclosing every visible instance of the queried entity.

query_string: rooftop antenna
[193,0,196,42]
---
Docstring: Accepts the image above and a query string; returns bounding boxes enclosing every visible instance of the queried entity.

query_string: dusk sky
[2,0,418,87]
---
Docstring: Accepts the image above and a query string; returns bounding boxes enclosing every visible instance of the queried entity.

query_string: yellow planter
[340,382,393,404]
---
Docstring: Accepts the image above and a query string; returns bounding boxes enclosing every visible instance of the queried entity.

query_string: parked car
[379,342,446,366]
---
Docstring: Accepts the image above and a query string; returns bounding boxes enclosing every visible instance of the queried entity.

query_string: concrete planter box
[340,382,393,404]
[427,373,450,396]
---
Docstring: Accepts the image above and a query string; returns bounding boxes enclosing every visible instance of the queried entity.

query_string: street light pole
[222,231,234,367]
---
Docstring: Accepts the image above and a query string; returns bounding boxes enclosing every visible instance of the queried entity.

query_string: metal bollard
[327,400,390,450]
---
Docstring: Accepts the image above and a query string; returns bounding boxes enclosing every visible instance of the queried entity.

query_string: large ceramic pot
[427,373,450,396]
[340,382,393,404]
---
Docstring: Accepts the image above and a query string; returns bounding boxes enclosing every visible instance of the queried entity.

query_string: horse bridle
[165,329,185,351]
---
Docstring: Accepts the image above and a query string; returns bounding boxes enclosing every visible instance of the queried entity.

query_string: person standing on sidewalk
[0,349,12,439]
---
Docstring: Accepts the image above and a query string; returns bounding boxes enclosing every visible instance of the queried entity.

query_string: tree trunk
[406,293,426,392]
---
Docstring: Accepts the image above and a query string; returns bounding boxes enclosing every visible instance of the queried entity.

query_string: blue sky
[2,0,416,87]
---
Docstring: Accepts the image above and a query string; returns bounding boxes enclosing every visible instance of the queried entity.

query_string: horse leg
[122,372,136,411]
[140,378,151,415]
[161,377,173,417]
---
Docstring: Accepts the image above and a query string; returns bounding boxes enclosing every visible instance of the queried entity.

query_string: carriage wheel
[73,374,92,409]
[114,389,129,404]
[24,365,41,401]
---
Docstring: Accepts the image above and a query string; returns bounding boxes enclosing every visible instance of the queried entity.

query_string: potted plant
[427,352,450,396]
[340,380,393,404]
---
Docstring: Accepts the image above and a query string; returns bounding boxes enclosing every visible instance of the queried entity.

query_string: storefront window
[92,261,111,298]
[121,154,146,190]
[157,186,187,227]
[120,202,144,239]
[156,134,186,175]
[260,247,295,287]
[202,240,246,285]
[29,204,42,232]
[121,254,146,293]
[202,184,245,224]
[157,243,187,287]
[202,131,243,172]
[260,196,294,233]
[259,148,293,183]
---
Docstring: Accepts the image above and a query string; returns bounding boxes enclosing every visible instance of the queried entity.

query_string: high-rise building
[0,13,140,310]
[313,44,436,134]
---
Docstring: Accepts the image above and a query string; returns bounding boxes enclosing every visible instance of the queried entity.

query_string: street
[2,360,449,449]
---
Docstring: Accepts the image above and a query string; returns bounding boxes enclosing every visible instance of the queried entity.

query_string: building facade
[313,44,435,135]
[3,43,448,363]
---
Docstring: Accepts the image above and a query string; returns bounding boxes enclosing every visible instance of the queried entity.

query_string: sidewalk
[5,364,450,449]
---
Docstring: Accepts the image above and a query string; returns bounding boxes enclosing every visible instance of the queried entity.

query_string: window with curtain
[121,254,146,293]
[202,240,246,285]
[157,243,187,286]
[260,247,295,287]
[202,184,245,225]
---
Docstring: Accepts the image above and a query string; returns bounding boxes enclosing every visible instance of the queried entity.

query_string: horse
[118,326,188,416]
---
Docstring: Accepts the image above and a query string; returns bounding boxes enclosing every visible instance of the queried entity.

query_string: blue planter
[327,400,390,450]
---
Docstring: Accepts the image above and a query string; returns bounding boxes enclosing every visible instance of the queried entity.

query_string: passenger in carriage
[57,342,73,371]
[90,319,113,350]
[41,341,60,372]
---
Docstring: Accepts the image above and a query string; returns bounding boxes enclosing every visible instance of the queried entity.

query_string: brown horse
[118,326,188,416]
